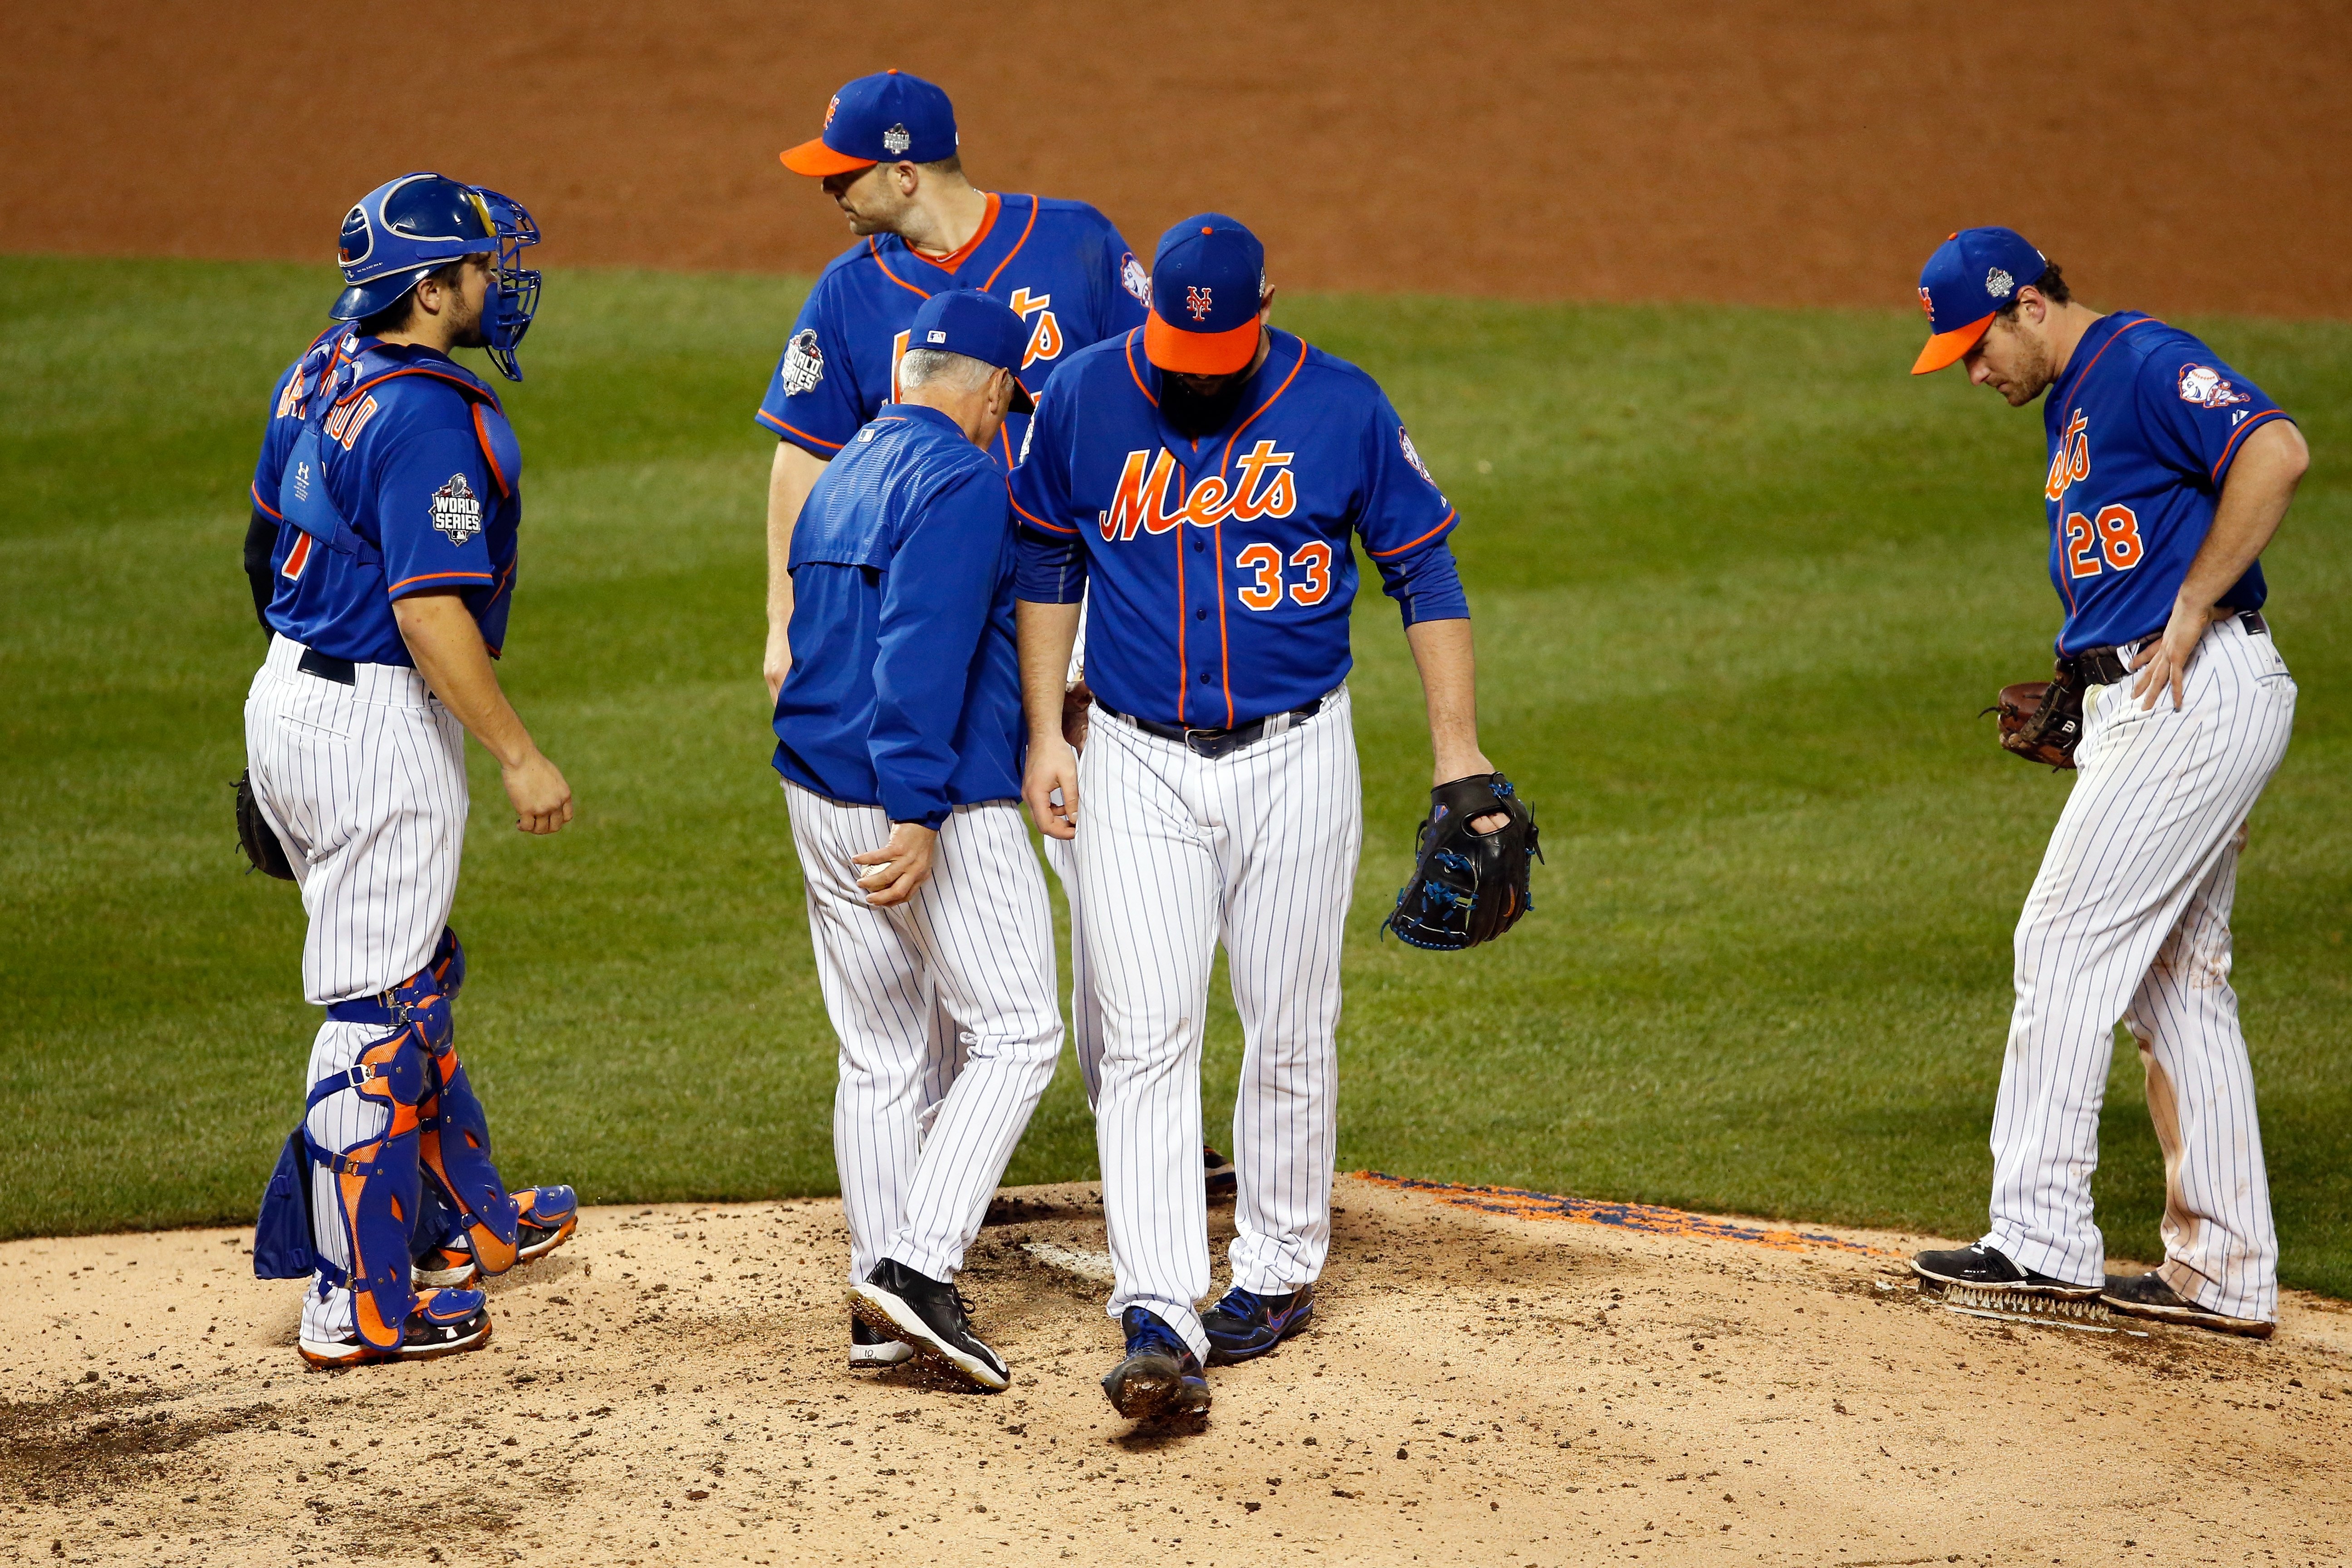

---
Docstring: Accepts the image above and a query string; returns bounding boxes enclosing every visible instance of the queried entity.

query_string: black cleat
[1203,1143,1237,1199]
[1102,1307,1211,1420]
[849,1259,1009,1391]
[2101,1272,2274,1339]
[1201,1284,1316,1365]
[1910,1244,2101,1298]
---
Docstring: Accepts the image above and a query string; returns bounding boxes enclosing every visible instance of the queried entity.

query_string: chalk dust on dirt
[4,1175,2348,1566]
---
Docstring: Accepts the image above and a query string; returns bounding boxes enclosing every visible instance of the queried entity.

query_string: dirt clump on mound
[3,1174,2348,1565]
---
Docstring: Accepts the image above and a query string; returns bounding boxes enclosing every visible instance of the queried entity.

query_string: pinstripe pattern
[786,785,1063,1284]
[1077,686,1361,1360]
[1039,830,1105,1108]
[243,633,469,1339]
[1984,614,2294,1320]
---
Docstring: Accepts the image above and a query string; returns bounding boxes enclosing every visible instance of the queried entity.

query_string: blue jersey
[2040,312,2291,654]
[251,328,522,666]
[1010,326,1470,729]
[772,402,1024,827]
[756,193,1150,470]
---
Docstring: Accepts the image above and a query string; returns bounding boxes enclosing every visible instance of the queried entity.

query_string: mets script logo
[781,328,825,396]
[431,473,483,546]
[1186,286,1214,321]
[2177,364,2250,409]
[1098,441,1296,541]
[2045,408,2090,501]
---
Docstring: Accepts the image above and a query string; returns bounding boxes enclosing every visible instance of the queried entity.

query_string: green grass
[4,257,2347,1298]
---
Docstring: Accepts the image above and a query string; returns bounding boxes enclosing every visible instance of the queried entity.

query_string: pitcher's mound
[5,1173,2347,1564]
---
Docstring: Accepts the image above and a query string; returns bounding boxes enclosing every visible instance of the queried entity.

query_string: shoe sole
[847,1284,1010,1392]
[412,1262,480,1289]
[1909,1259,2102,1299]
[1204,1299,1316,1367]
[1102,1353,1212,1420]
[2101,1293,2275,1339]
[297,1314,492,1370]
[515,1212,579,1265]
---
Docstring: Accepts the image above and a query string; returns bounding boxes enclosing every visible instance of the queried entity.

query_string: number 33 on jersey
[1011,326,1469,730]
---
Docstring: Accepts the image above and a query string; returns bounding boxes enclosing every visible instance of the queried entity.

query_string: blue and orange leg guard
[396,931,524,1277]
[302,1025,433,1352]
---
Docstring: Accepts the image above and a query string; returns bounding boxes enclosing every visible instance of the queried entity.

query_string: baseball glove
[1985,671,2084,770]
[234,769,297,880]
[1381,773,1541,951]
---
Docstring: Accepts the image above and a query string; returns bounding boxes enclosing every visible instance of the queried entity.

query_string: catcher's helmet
[330,172,544,381]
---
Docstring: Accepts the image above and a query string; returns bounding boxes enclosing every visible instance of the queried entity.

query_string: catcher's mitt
[1985,671,2084,770]
[1381,773,1541,951]
[234,769,297,880]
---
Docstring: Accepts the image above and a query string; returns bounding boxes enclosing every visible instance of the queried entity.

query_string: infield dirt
[5,1,2350,317]
[4,1175,2347,1567]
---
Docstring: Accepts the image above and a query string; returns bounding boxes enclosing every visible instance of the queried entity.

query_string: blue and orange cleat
[414,1186,579,1289]
[298,1288,491,1369]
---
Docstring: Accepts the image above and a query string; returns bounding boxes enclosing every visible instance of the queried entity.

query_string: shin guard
[397,933,521,1276]
[305,1027,431,1352]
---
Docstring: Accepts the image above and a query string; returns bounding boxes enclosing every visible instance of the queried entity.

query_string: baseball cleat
[849,1259,1010,1392]
[513,1185,580,1264]
[1910,1244,2102,1298]
[851,1315,916,1368]
[1203,1143,1237,1199]
[2101,1272,2275,1339]
[411,1186,579,1288]
[1102,1307,1211,1420]
[1201,1284,1315,1365]
[298,1289,492,1369]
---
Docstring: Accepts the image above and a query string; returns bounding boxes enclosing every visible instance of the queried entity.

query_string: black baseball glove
[234,769,297,880]
[1381,773,1540,951]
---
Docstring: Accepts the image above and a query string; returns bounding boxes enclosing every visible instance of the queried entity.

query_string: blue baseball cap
[781,70,958,176]
[1912,226,2050,373]
[1146,214,1267,375]
[905,290,1036,412]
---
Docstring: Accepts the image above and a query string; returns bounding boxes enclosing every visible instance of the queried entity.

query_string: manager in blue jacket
[771,290,1058,1393]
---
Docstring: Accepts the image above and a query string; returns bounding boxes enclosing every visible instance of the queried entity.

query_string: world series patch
[781,328,825,396]
[431,473,483,545]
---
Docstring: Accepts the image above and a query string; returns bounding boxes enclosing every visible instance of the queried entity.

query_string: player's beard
[1161,371,1252,438]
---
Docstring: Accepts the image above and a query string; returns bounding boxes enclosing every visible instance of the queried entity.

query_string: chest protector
[277,334,522,570]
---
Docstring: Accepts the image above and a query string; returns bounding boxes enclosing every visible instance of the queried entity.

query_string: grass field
[4,257,2346,1297]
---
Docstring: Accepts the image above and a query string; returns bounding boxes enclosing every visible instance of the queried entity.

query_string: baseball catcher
[1383,773,1540,949]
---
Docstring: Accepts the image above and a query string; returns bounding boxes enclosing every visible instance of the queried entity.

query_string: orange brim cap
[1911,314,1993,374]
[780,138,876,177]
[1144,313,1259,375]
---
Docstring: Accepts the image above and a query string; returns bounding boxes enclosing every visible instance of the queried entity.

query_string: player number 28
[2064,503,2145,578]
[1235,541,1333,611]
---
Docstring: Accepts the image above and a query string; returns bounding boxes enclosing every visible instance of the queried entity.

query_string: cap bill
[1009,376,1036,416]
[1911,314,1993,375]
[780,138,876,176]
[1144,313,1259,375]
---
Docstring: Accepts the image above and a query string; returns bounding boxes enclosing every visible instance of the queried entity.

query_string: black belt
[296,646,356,686]
[1100,696,1325,760]
[2065,610,2267,686]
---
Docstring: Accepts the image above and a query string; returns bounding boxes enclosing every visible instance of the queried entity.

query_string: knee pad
[304,1026,431,1351]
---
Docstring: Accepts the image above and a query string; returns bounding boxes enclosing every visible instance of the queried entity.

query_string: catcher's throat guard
[1381,773,1542,951]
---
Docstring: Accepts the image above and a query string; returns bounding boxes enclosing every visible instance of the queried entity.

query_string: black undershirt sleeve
[243,507,278,634]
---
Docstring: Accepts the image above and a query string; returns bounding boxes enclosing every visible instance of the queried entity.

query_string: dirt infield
[5,1,2349,317]
[5,1176,2347,1566]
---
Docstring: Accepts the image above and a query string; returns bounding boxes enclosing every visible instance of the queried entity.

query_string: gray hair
[898,348,996,394]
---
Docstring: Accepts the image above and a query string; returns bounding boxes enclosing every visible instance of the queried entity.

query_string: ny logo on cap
[1186,285,1214,321]
[882,123,911,155]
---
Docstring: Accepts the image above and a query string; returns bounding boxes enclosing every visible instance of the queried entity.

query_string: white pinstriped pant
[1079,688,1360,1359]
[1039,832,1104,1106]
[1985,614,2295,1320]
[244,635,468,1342]
[786,785,1063,1285]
